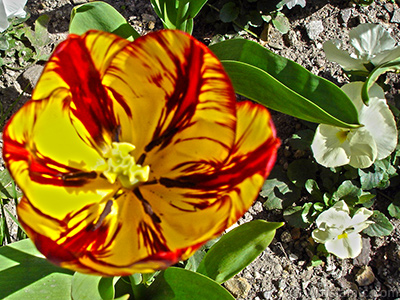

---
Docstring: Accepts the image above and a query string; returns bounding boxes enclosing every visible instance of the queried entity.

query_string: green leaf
[197,220,283,283]
[388,192,400,219]
[0,169,22,199]
[71,272,121,300]
[288,129,314,151]
[33,15,51,48]
[287,159,318,188]
[363,211,393,237]
[69,2,140,41]
[271,12,290,34]
[260,166,300,209]
[219,2,240,23]
[0,239,74,299]
[142,267,235,300]
[283,206,309,228]
[209,39,360,128]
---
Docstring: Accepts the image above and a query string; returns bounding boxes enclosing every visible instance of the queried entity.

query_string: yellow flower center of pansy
[103,142,149,189]
[337,232,348,239]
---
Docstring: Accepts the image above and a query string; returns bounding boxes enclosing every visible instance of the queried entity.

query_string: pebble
[391,9,400,23]
[19,65,44,92]
[355,266,375,286]
[305,20,324,40]
[263,290,273,299]
[224,277,251,298]
[340,8,352,24]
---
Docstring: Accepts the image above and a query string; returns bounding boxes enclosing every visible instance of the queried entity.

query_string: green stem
[129,274,145,299]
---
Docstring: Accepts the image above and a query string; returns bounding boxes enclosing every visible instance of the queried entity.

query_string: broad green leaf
[196,220,283,283]
[388,192,400,219]
[0,239,74,300]
[69,2,140,41]
[142,267,235,300]
[219,2,240,23]
[363,210,393,237]
[283,206,309,228]
[72,272,121,300]
[260,166,300,210]
[209,39,360,128]
[362,58,400,104]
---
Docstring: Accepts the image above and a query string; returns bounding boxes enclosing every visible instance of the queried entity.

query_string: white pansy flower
[324,23,400,71]
[312,200,373,259]
[0,0,28,32]
[311,82,397,168]
[278,0,306,9]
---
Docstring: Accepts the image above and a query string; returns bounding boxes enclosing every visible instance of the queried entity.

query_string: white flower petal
[371,46,400,66]
[315,206,350,228]
[347,128,377,168]
[350,23,396,61]
[325,232,363,259]
[312,227,340,244]
[349,207,374,232]
[360,101,397,161]
[0,1,10,32]
[323,40,367,71]
[311,124,351,168]
[3,0,27,19]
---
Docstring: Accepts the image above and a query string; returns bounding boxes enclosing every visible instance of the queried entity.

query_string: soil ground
[1,0,400,299]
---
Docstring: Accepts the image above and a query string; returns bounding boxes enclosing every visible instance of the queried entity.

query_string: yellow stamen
[337,232,348,239]
[103,142,149,189]
[336,130,350,143]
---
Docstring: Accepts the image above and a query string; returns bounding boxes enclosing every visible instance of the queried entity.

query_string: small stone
[280,231,292,243]
[263,290,273,299]
[391,9,400,23]
[353,238,371,267]
[355,266,375,286]
[340,8,352,24]
[142,13,157,23]
[224,277,251,298]
[19,65,44,92]
[305,20,324,40]
[71,0,87,4]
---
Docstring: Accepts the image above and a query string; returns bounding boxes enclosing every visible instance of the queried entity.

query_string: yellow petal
[102,30,237,178]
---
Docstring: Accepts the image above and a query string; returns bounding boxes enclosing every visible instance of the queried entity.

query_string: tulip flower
[0,0,27,32]
[312,200,373,259]
[311,82,397,169]
[3,30,279,276]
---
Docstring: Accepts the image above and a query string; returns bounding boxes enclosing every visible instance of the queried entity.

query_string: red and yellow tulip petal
[135,101,279,253]
[3,88,115,219]
[32,32,130,150]
[101,30,237,176]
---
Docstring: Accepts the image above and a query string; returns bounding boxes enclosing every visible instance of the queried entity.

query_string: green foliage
[150,0,208,34]
[197,220,283,283]
[204,0,289,35]
[0,239,74,300]
[141,267,235,300]
[69,1,140,41]
[209,39,360,128]
[0,15,51,70]
[363,210,393,236]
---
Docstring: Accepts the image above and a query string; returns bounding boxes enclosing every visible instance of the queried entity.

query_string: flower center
[103,142,149,189]
[337,232,348,239]
[336,129,350,143]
